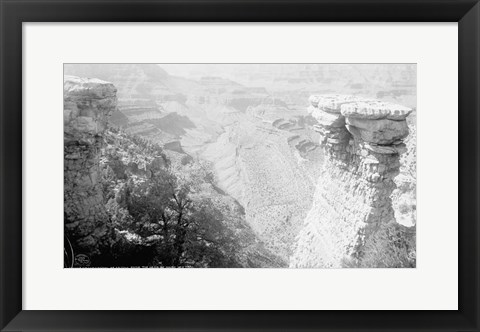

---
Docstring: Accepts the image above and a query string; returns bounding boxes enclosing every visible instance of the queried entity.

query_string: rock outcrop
[64,75,117,258]
[290,95,412,268]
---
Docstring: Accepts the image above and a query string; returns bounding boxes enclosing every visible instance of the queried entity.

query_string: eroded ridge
[291,95,412,268]
[64,75,118,257]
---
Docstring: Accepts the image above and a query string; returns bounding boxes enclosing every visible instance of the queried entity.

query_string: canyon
[64,74,286,267]
[64,64,416,267]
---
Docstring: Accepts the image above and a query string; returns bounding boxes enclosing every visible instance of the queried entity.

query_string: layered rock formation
[290,95,412,268]
[64,75,117,258]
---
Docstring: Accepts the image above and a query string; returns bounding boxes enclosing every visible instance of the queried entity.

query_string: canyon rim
[64,64,416,268]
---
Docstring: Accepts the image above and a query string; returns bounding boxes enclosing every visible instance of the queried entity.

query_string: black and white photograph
[64,63,416,268]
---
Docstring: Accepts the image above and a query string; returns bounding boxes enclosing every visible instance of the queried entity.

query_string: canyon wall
[64,75,117,257]
[290,95,412,268]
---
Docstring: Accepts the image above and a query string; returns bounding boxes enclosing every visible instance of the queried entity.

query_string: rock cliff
[64,75,285,267]
[64,75,117,258]
[290,95,414,268]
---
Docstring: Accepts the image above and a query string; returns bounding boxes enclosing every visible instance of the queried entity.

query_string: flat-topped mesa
[64,75,117,143]
[290,95,412,268]
[309,94,411,169]
[64,75,117,258]
[311,94,412,201]
[308,94,368,167]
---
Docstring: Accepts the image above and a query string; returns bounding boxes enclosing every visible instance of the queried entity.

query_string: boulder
[346,117,409,145]
[311,108,346,128]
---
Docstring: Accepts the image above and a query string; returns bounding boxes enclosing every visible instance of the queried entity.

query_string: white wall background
[23,23,457,310]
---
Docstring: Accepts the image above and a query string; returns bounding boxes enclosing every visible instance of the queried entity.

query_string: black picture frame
[1,0,479,331]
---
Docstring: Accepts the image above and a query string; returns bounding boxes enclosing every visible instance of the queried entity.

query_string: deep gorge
[64,64,416,268]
